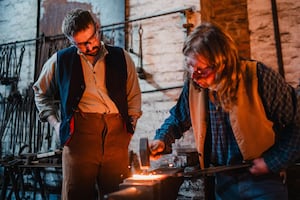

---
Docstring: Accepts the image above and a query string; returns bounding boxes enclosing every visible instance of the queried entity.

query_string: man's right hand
[149,140,165,160]
[47,115,60,143]
[53,122,60,136]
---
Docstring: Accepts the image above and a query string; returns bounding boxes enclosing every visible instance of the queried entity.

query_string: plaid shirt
[154,62,300,172]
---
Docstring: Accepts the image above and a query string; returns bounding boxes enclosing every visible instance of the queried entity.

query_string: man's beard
[83,46,100,56]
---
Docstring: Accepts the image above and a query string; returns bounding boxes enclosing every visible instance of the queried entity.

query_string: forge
[104,137,185,200]
[104,167,184,200]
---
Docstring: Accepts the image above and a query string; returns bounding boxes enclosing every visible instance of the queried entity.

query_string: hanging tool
[0,43,25,85]
[110,28,115,45]
[128,25,138,56]
[136,24,146,79]
[127,24,140,57]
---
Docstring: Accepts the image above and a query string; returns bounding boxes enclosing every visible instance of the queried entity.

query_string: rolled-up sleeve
[124,50,142,120]
[154,81,191,152]
[257,63,300,172]
[32,53,60,122]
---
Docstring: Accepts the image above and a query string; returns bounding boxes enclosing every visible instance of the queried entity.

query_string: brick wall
[126,0,200,152]
[248,0,300,87]
[0,0,37,93]
[200,0,250,58]
[128,0,300,151]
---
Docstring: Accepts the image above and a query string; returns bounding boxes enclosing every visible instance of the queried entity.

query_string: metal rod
[141,85,183,94]
[0,37,40,47]
[34,0,41,81]
[271,0,285,78]
[101,6,195,30]
[0,34,66,47]
[0,6,194,47]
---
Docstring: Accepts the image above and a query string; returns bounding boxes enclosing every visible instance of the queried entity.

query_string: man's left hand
[249,157,270,175]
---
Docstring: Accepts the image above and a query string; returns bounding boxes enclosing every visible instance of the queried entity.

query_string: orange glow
[130,174,166,181]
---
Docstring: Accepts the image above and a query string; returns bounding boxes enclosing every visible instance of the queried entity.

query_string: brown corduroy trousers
[62,112,132,200]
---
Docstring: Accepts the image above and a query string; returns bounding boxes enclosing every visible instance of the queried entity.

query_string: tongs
[183,163,252,177]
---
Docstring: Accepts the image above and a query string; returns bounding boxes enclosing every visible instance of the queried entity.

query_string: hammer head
[139,137,150,170]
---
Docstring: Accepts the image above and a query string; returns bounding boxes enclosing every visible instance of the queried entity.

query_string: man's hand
[53,121,60,136]
[249,157,270,175]
[47,115,60,143]
[149,140,165,160]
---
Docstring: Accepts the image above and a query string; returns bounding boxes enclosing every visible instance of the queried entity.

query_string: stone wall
[0,0,37,94]
[128,0,300,153]
[200,0,250,58]
[126,0,200,153]
[248,0,300,87]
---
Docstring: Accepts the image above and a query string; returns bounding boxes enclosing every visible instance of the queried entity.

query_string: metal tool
[183,163,252,177]
[138,137,252,177]
[139,137,150,170]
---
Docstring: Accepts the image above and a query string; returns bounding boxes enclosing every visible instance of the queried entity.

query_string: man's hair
[183,22,240,110]
[62,8,96,38]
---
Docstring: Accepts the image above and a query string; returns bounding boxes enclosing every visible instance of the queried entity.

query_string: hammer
[139,137,150,171]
